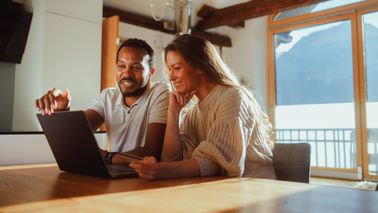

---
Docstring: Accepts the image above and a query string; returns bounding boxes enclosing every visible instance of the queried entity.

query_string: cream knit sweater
[179,85,276,178]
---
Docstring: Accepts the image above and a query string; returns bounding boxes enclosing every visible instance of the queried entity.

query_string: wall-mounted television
[0,0,32,64]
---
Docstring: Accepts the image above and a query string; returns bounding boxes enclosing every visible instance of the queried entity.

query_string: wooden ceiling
[194,0,327,30]
[102,6,232,47]
[103,0,327,47]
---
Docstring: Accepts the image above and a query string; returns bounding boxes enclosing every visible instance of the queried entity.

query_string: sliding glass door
[273,18,357,175]
[269,1,378,180]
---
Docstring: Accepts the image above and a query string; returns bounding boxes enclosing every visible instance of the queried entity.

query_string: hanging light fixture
[150,0,192,35]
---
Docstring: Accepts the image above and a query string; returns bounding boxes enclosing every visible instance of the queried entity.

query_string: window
[269,1,378,180]
[274,20,356,169]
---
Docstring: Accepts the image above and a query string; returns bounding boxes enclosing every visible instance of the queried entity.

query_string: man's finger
[38,99,46,115]
[52,88,62,97]
[43,96,52,115]
[47,91,56,111]
[34,99,40,109]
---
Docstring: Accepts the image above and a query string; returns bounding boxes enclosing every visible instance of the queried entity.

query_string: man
[35,38,169,165]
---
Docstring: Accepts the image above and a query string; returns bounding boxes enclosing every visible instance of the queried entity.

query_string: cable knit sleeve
[190,88,255,177]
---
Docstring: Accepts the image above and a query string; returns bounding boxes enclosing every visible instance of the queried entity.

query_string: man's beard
[121,85,147,97]
[118,77,147,97]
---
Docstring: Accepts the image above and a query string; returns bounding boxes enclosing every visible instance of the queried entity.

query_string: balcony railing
[275,128,378,174]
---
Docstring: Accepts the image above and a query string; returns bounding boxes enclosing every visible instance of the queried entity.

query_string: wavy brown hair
[164,34,239,86]
[164,34,274,149]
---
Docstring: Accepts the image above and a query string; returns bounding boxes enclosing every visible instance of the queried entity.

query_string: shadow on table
[219,184,378,213]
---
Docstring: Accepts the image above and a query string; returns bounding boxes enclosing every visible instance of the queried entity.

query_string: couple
[35,34,276,180]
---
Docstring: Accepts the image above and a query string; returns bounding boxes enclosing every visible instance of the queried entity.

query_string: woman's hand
[129,156,159,180]
[169,90,196,114]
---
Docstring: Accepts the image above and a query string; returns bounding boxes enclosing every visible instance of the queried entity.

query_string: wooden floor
[310,177,378,191]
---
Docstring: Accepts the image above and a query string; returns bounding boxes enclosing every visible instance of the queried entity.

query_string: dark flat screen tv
[0,0,32,64]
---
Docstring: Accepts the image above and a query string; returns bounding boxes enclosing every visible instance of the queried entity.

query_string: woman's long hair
[164,34,274,149]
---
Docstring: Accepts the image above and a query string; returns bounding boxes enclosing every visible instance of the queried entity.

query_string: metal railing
[276,128,378,173]
[275,128,355,168]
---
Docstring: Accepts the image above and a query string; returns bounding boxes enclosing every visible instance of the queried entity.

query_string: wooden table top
[1,164,377,212]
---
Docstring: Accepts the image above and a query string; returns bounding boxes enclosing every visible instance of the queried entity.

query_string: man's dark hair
[116,38,154,67]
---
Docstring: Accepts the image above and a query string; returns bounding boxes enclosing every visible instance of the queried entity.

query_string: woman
[130,34,276,180]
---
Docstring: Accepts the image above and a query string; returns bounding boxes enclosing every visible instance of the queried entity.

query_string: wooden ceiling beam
[197,5,245,29]
[103,6,172,34]
[103,6,232,47]
[191,29,231,47]
[194,0,328,30]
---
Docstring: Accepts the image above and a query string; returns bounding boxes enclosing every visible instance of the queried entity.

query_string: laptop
[37,110,138,178]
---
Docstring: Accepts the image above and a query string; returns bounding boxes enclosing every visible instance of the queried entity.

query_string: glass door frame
[356,5,378,181]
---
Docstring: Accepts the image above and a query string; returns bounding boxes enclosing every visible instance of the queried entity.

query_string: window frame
[356,5,378,180]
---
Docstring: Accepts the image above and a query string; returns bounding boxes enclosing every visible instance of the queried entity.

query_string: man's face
[116,47,154,97]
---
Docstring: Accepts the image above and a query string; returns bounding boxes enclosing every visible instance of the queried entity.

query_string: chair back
[273,143,311,183]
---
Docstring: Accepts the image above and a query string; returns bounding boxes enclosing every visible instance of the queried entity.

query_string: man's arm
[84,109,109,159]
[111,123,166,164]
[84,109,104,131]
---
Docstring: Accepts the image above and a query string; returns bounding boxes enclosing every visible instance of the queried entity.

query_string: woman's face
[165,51,201,93]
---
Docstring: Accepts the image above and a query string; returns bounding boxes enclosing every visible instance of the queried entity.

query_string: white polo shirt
[88,82,169,152]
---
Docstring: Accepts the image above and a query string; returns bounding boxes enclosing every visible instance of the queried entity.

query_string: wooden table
[1,164,377,212]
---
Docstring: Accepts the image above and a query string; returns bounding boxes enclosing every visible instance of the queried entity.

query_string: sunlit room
[0,0,377,212]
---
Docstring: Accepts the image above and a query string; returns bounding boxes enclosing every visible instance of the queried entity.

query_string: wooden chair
[273,143,311,183]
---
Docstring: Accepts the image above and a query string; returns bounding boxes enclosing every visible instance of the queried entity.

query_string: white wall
[224,16,269,110]
[13,0,45,131]
[204,17,269,111]
[45,0,102,24]
[0,134,55,165]
[0,133,106,165]
[13,0,103,131]
[42,12,101,113]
